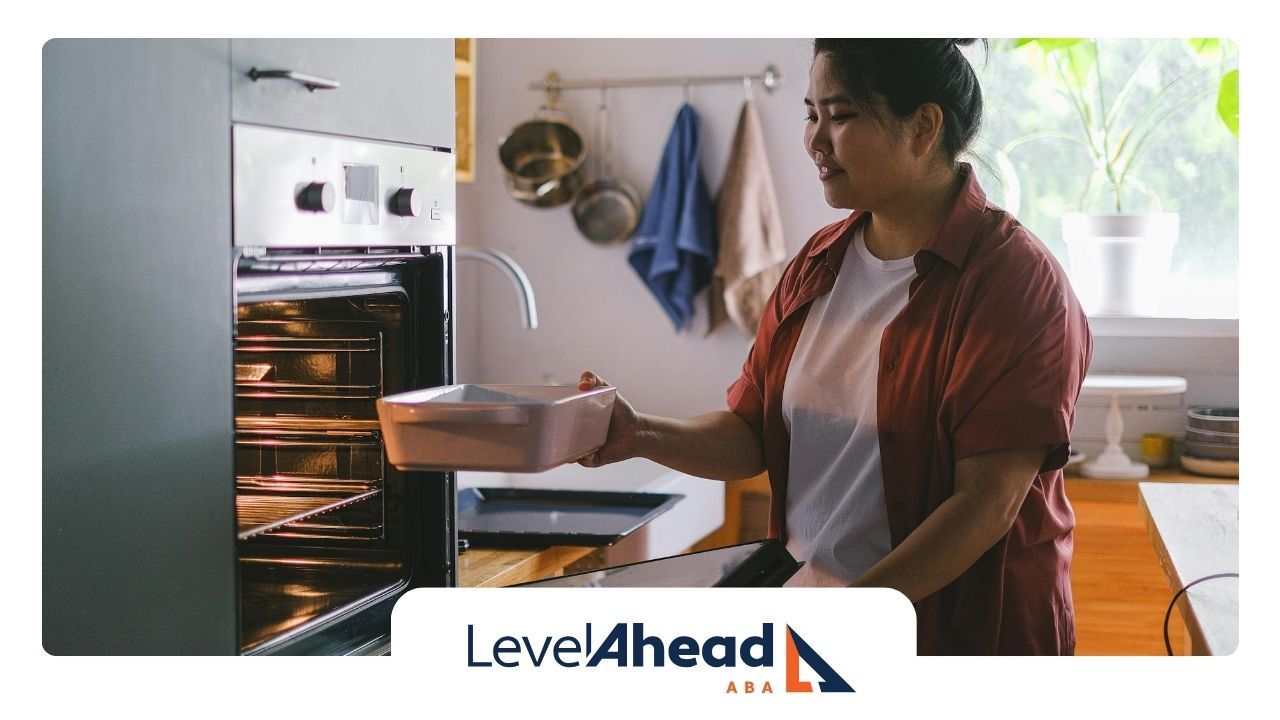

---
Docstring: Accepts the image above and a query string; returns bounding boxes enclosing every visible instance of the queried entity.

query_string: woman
[577,39,1092,655]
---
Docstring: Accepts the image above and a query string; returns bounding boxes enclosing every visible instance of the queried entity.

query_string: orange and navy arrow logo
[785,625,854,693]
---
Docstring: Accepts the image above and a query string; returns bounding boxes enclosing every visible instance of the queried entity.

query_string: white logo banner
[392,587,915,715]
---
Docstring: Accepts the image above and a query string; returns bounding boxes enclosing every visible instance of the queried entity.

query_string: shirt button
[883,360,896,373]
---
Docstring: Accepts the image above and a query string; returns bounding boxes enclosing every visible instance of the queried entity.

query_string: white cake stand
[1079,374,1187,479]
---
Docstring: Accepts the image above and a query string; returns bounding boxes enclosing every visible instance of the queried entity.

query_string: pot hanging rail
[499,65,782,212]
[527,64,782,96]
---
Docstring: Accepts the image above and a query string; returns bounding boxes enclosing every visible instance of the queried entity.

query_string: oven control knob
[297,182,335,213]
[390,187,421,218]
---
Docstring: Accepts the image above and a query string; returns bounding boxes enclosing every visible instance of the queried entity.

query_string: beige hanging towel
[708,100,787,338]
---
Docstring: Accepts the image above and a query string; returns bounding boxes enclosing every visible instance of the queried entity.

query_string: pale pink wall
[454,39,1238,459]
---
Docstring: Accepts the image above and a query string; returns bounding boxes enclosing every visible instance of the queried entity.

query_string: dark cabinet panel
[43,39,237,654]
[232,39,455,148]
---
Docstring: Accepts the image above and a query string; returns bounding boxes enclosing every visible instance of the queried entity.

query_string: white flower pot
[1062,212,1179,317]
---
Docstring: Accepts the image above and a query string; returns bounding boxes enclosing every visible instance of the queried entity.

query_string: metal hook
[762,64,781,95]
[543,71,563,110]
[682,78,691,104]
[595,85,609,177]
[742,76,754,102]
[601,85,615,179]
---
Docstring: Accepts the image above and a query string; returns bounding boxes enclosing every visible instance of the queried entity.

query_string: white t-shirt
[782,223,915,586]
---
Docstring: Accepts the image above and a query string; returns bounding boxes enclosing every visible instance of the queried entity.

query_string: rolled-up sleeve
[944,257,1090,474]
[726,357,765,438]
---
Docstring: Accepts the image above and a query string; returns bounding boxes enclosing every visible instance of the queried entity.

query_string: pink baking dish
[376,384,617,472]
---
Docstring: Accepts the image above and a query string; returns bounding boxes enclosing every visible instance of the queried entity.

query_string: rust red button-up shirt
[726,166,1092,655]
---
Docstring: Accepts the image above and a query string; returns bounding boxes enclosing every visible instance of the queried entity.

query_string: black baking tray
[513,540,802,588]
[457,487,683,547]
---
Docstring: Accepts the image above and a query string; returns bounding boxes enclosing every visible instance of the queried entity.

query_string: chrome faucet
[456,248,539,330]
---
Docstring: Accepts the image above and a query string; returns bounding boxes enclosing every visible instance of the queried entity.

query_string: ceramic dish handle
[388,403,530,426]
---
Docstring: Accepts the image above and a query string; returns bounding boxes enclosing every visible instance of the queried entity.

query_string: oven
[231,123,457,654]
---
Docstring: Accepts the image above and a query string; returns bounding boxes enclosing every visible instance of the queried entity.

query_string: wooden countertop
[1065,465,1236,502]
[1137,482,1239,655]
[454,468,1240,599]
[458,545,600,588]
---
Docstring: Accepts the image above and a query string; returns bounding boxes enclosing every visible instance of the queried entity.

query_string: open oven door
[233,249,456,655]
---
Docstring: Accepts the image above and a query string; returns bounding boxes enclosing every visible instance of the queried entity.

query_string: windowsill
[1087,316,1238,338]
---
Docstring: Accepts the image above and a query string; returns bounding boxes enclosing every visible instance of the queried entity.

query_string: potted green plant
[998,38,1238,316]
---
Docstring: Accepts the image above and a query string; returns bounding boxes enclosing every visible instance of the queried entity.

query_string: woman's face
[804,53,916,211]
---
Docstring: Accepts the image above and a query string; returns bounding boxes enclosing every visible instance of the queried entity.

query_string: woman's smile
[814,147,845,182]
[817,162,845,182]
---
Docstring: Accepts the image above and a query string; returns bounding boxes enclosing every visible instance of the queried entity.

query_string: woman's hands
[572,371,764,481]
[576,370,645,468]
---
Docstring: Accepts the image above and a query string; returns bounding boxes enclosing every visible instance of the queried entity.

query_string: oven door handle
[387,403,530,426]
[247,67,341,92]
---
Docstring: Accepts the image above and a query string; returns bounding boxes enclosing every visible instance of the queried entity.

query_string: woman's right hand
[576,370,644,468]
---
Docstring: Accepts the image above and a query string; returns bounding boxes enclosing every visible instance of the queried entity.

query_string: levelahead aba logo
[393,587,917,707]
[466,620,854,694]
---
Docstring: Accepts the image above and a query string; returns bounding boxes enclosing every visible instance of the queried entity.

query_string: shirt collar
[805,163,987,270]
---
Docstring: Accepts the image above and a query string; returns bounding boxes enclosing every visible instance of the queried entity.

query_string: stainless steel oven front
[231,124,456,655]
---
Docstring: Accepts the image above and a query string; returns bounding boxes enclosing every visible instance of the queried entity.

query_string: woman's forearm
[854,447,1045,602]
[850,492,1013,602]
[635,411,765,481]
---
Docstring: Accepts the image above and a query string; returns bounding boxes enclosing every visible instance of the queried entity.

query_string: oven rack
[235,388,380,401]
[237,489,381,541]
[237,474,376,495]
[236,417,383,432]
[235,336,380,351]
[257,519,385,542]
[234,334,384,402]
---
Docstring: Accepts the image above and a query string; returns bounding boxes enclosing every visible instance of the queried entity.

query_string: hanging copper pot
[498,78,587,208]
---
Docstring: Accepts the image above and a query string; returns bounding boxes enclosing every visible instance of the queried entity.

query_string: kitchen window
[962,38,1239,326]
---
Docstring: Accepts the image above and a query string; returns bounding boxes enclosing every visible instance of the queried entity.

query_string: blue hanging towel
[628,104,717,332]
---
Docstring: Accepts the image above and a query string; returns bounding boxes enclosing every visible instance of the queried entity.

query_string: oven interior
[234,289,419,654]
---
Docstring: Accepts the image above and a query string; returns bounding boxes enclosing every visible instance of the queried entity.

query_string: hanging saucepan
[498,83,587,209]
[572,87,642,244]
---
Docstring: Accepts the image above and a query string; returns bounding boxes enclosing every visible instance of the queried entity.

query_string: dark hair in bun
[812,39,987,166]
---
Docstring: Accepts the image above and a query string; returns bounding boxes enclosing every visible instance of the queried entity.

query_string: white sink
[456,458,725,562]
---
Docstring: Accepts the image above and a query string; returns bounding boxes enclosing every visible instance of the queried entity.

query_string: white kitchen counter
[1138,482,1239,655]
